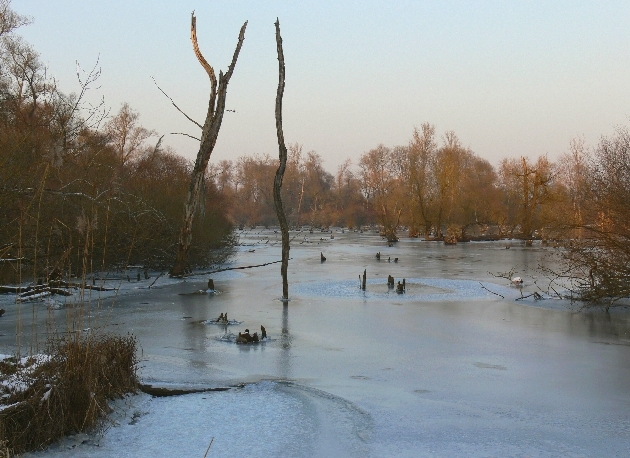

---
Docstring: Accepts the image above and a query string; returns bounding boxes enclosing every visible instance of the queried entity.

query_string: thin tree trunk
[273,19,290,300]
[295,177,305,229]
[171,14,247,277]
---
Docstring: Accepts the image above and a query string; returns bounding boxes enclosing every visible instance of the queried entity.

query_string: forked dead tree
[171,13,247,277]
[273,19,290,300]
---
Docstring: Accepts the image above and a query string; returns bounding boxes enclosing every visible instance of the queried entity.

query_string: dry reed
[0,332,138,455]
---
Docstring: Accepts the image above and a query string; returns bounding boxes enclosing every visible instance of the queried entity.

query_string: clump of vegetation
[0,1,235,286]
[0,332,138,455]
[546,124,630,307]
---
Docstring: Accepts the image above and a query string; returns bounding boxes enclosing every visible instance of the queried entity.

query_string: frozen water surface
[1,230,630,457]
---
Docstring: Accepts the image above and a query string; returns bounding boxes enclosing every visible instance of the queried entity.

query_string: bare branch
[191,11,217,114]
[479,282,504,299]
[170,132,201,142]
[146,135,164,157]
[224,21,248,83]
[201,259,286,275]
[152,77,202,129]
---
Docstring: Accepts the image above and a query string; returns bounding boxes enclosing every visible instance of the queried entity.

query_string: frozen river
[3,229,630,457]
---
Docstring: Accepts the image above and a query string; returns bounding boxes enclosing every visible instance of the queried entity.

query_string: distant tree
[359,144,404,241]
[554,137,589,239]
[0,0,29,38]
[407,123,437,237]
[332,159,366,228]
[105,103,156,170]
[458,155,502,234]
[498,155,554,239]
[433,131,468,238]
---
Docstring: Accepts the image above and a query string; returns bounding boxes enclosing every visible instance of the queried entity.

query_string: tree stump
[207,279,215,290]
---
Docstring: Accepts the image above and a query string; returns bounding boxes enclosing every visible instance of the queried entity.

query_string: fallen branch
[148,272,165,289]
[515,292,544,301]
[479,282,504,299]
[200,259,289,275]
[203,437,214,458]
[1,282,116,299]
[137,383,232,397]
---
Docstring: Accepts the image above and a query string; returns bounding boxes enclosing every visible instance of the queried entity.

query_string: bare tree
[0,0,30,39]
[171,13,247,277]
[554,124,630,307]
[498,155,554,239]
[105,103,155,170]
[273,19,290,300]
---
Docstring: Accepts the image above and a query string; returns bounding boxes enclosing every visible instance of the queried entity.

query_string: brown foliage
[0,10,234,282]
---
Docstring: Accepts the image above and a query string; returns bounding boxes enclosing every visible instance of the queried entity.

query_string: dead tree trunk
[273,19,290,300]
[171,13,247,277]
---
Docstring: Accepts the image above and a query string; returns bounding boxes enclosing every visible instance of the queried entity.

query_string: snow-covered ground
[1,229,629,457]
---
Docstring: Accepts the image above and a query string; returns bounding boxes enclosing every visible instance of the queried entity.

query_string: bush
[0,332,138,454]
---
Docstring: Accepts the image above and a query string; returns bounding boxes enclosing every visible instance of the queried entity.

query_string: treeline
[0,4,232,283]
[209,124,571,241]
[211,122,630,303]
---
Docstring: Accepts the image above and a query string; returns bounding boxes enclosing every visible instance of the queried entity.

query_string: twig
[203,437,214,458]
[171,132,201,142]
[151,76,202,129]
[479,282,504,299]
[515,292,544,301]
[148,271,165,289]
[549,284,562,298]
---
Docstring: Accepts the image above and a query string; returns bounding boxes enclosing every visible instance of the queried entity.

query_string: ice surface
[294,277,513,301]
[29,381,372,458]
[2,230,630,457]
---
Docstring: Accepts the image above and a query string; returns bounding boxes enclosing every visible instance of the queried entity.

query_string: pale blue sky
[14,0,630,171]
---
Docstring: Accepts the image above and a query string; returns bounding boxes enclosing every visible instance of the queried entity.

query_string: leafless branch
[170,132,201,142]
[479,282,504,299]
[200,259,288,275]
[152,77,202,129]
[191,12,217,114]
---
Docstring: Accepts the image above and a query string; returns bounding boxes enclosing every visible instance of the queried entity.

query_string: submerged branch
[479,282,504,299]
[200,259,288,275]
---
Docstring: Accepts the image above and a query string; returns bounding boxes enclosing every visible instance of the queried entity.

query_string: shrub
[0,332,138,454]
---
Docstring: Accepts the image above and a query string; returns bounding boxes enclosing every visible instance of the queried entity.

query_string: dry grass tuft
[0,332,138,455]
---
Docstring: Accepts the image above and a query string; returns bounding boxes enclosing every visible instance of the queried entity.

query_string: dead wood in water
[273,19,290,300]
[171,14,248,277]
[479,282,505,299]
[201,259,287,275]
[138,383,233,397]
